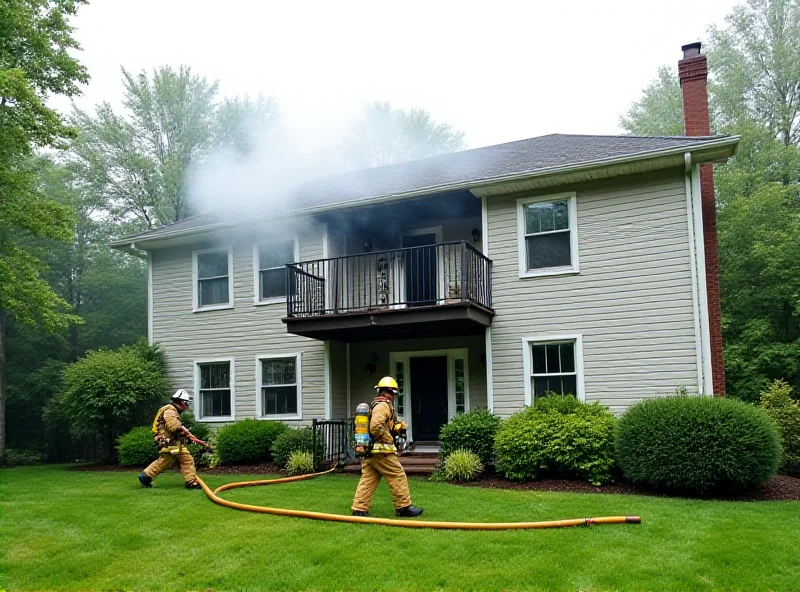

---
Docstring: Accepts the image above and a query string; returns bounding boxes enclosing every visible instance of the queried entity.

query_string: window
[193,248,233,310]
[455,358,466,414]
[196,360,234,420]
[254,240,297,302]
[517,193,579,277]
[522,335,585,405]
[395,361,405,416]
[257,354,301,418]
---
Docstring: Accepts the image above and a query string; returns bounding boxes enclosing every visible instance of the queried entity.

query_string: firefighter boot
[185,479,202,489]
[351,510,369,517]
[396,505,423,517]
[138,472,153,488]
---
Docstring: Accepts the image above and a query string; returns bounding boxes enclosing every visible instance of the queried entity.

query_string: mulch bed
[69,463,800,501]
[461,474,800,502]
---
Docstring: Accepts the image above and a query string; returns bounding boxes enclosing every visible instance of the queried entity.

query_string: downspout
[690,163,715,396]
[684,154,714,395]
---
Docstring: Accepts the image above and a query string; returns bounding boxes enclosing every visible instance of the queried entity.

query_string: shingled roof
[113,133,738,245]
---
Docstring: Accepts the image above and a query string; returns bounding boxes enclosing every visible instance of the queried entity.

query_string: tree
[620,66,685,136]
[60,342,169,463]
[619,0,800,399]
[0,0,89,465]
[709,0,800,147]
[68,67,280,231]
[340,101,466,169]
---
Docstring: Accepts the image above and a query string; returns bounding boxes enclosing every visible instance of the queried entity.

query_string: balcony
[283,241,493,341]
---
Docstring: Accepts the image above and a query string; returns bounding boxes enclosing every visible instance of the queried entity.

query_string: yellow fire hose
[196,469,642,531]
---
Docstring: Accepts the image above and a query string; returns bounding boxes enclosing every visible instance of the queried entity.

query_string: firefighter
[351,376,424,517]
[138,389,202,489]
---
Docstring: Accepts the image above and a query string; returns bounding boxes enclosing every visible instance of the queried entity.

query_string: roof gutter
[119,243,148,259]
[111,135,740,249]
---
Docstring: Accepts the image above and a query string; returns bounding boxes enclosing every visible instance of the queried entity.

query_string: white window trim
[255,352,302,421]
[516,192,580,278]
[522,334,585,406]
[252,238,300,306]
[194,357,236,423]
[192,246,234,312]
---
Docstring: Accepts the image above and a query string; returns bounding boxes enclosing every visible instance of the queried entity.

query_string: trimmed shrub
[216,419,289,465]
[616,396,780,495]
[761,380,800,476]
[443,448,484,483]
[495,396,617,485]
[271,427,322,467]
[117,427,158,467]
[286,450,315,475]
[439,408,502,465]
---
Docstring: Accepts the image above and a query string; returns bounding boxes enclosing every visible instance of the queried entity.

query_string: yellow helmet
[374,376,399,392]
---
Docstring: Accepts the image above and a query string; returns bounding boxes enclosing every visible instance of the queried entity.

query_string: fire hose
[194,468,641,531]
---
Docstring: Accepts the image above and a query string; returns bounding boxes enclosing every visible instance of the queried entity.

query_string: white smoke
[187,106,361,217]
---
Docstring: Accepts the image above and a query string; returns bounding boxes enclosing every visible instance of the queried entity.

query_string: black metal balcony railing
[286,241,492,318]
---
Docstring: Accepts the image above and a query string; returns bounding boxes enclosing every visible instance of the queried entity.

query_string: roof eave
[110,135,740,250]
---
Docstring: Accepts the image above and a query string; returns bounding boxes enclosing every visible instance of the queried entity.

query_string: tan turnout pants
[352,453,412,512]
[144,451,197,483]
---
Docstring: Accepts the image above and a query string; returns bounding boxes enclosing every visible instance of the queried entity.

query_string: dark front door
[403,233,437,306]
[410,356,448,441]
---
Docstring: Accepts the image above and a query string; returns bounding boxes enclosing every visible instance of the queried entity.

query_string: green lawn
[2,465,799,592]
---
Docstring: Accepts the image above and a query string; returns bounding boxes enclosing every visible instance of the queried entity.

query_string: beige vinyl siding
[151,227,325,426]
[488,168,698,416]
[329,341,348,419]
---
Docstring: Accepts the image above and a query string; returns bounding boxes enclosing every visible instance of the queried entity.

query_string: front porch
[325,334,488,451]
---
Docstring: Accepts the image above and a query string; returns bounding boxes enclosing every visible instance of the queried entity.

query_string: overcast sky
[53,0,740,150]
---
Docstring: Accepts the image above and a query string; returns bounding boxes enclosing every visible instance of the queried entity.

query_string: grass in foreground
[1,465,799,591]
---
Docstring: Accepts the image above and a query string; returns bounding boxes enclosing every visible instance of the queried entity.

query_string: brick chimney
[679,41,725,396]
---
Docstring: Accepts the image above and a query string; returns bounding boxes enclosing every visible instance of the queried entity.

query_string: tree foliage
[341,101,466,169]
[0,0,89,465]
[620,66,685,136]
[68,67,280,230]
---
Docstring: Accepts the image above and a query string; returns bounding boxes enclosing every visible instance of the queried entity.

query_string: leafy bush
[616,396,780,495]
[439,408,502,465]
[495,396,617,485]
[443,448,484,483]
[286,450,315,475]
[117,427,158,467]
[271,427,322,467]
[6,449,46,466]
[60,343,169,462]
[216,419,288,465]
[760,380,800,476]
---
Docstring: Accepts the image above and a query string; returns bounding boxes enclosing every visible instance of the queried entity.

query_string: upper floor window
[193,247,233,310]
[254,239,297,303]
[517,193,579,277]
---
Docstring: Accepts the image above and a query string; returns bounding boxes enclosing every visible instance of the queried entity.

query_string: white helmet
[172,389,192,403]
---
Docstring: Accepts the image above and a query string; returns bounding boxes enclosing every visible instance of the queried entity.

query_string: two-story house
[111,43,739,445]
